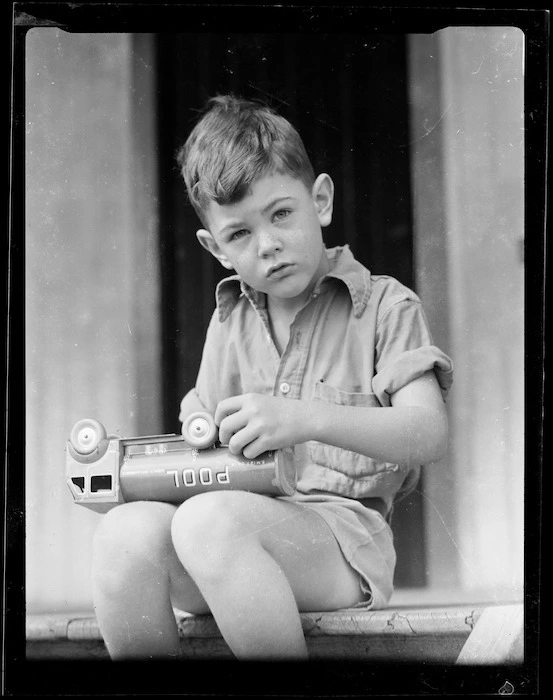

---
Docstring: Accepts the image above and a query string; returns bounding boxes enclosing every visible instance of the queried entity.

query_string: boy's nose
[257,229,283,258]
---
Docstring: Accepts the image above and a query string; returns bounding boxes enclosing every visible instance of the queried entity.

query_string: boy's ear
[196,229,234,270]
[312,173,334,227]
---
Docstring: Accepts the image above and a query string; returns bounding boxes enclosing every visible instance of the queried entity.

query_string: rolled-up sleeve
[372,300,453,406]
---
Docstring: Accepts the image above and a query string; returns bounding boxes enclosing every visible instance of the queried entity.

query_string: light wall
[408,26,525,598]
[25,30,161,613]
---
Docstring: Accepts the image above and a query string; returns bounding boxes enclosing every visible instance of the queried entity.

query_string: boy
[92,95,453,660]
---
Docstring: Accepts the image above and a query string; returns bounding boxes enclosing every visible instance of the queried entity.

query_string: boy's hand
[215,393,308,459]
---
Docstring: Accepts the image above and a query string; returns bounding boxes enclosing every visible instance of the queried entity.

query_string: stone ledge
[26,601,524,663]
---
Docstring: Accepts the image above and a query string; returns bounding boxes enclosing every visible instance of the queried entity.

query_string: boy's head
[177,95,316,226]
[177,95,334,305]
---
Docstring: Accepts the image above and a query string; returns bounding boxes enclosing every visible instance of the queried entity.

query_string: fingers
[218,410,248,448]
[215,394,268,457]
[214,393,279,458]
[241,438,266,460]
[228,427,264,458]
[214,395,244,428]
[220,413,266,457]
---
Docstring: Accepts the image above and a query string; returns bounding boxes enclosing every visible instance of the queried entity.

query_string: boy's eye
[230,229,248,241]
[273,209,291,221]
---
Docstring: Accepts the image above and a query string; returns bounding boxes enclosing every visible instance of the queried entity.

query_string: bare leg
[92,501,209,659]
[171,491,365,660]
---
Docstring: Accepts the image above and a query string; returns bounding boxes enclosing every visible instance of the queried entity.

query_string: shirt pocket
[308,381,400,477]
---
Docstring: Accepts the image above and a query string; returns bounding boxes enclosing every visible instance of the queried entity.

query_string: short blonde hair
[177,95,315,223]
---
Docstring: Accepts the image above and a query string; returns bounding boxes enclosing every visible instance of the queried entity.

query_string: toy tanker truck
[66,412,297,513]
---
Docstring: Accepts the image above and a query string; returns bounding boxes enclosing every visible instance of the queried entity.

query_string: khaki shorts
[279,493,396,610]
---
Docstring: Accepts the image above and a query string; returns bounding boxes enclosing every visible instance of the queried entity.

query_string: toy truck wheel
[182,412,218,448]
[69,418,107,455]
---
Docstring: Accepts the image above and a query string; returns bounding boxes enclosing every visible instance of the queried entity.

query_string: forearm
[302,400,448,466]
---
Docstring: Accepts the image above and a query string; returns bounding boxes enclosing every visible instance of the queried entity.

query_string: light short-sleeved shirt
[186,245,453,514]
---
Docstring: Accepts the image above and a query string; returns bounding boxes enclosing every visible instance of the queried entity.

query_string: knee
[170,492,255,581]
[92,501,175,597]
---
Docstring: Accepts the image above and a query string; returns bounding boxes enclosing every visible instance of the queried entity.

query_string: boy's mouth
[266,262,293,280]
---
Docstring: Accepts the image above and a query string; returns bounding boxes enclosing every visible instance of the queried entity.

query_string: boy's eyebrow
[217,220,247,239]
[260,195,295,216]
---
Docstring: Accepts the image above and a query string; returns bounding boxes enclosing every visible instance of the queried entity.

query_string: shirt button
[280,382,291,395]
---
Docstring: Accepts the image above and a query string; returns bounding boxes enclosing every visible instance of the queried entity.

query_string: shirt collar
[215,245,372,322]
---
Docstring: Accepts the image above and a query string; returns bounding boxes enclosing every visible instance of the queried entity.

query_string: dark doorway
[155,32,425,588]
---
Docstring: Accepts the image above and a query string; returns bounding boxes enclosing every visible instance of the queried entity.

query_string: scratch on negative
[247,82,291,109]
[413,488,482,589]
[472,56,485,74]
[408,103,453,146]
[248,82,339,132]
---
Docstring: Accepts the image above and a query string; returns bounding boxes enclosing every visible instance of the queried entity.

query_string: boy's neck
[266,293,308,321]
